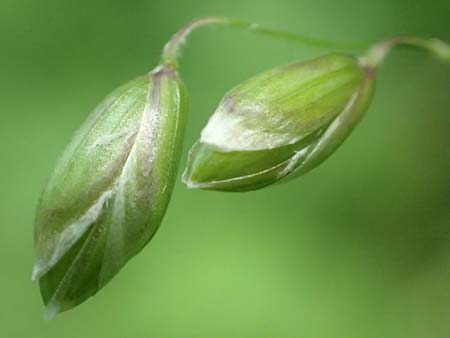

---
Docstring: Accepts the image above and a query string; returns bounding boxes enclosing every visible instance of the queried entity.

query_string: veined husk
[183,54,374,192]
[33,64,186,318]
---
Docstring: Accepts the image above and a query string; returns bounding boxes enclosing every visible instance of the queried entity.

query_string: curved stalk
[161,16,368,68]
[364,36,450,69]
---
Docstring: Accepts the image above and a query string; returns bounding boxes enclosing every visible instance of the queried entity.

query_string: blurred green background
[1,0,449,337]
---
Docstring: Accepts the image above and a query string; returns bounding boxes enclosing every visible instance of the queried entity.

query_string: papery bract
[33,65,186,318]
[183,54,374,191]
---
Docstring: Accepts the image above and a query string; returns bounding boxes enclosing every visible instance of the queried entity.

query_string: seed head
[183,54,374,191]
[33,64,187,318]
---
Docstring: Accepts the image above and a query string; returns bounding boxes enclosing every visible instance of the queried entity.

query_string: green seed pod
[33,64,186,318]
[183,54,374,192]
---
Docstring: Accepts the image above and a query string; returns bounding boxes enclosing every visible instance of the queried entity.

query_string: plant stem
[364,36,450,68]
[161,16,368,68]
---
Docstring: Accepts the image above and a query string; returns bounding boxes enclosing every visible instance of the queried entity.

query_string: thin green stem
[161,16,369,68]
[364,36,450,68]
